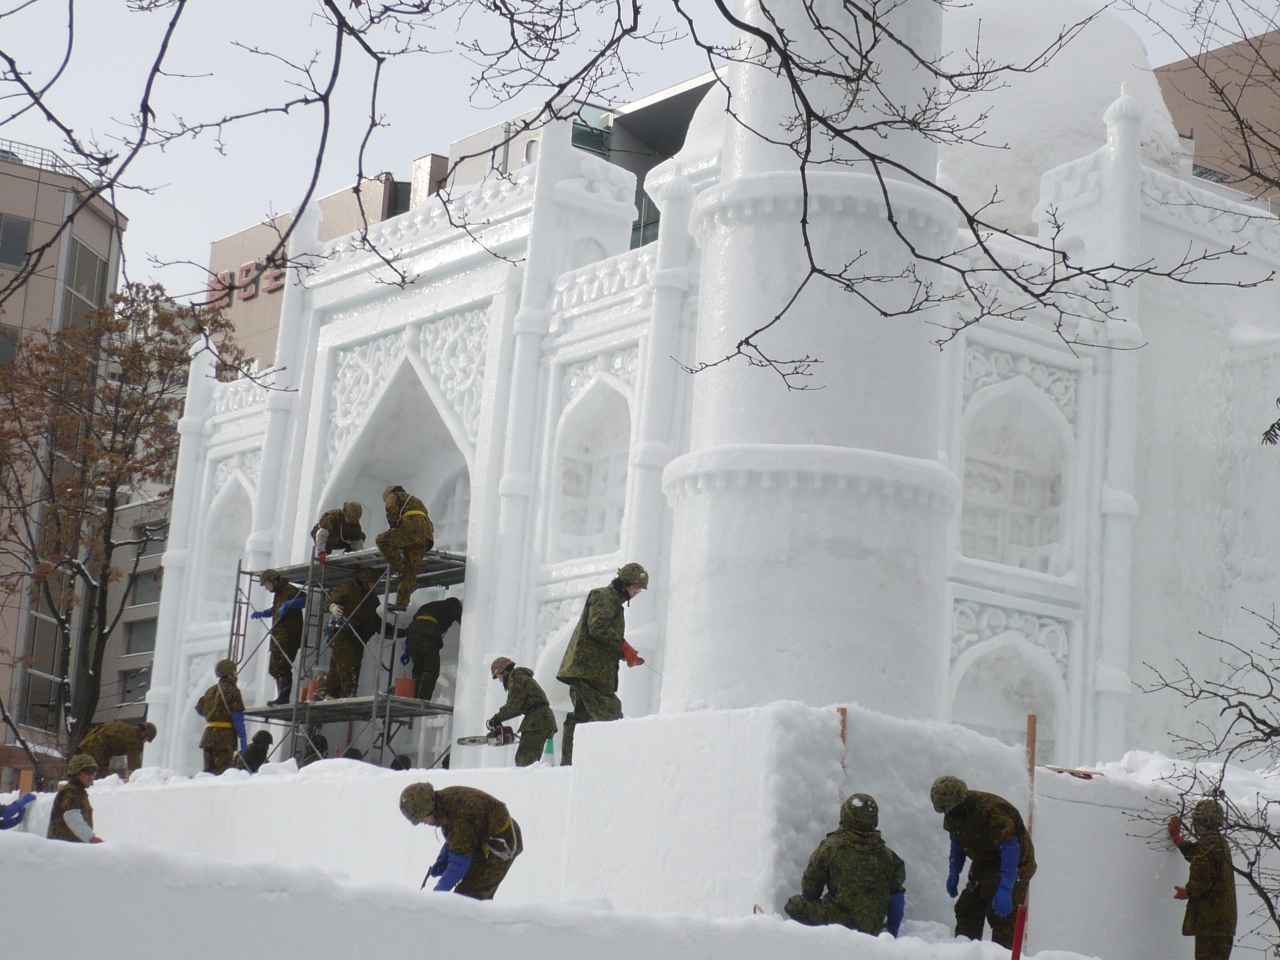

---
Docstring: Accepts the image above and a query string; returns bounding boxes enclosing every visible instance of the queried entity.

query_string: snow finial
[1105,84,1142,126]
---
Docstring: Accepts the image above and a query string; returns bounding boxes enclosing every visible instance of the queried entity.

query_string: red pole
[1009,905,1029,960]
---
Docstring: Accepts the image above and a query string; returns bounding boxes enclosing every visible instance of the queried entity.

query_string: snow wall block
[563,701,844,916]
[840,703,1031,929]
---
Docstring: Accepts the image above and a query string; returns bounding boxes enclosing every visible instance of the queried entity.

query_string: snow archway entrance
[197,477,253,624]
[550,380,631,563]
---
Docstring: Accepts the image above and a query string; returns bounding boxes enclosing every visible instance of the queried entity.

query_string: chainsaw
[456,725,516,747]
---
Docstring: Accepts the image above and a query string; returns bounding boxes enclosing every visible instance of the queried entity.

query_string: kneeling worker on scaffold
[311,501,365,562]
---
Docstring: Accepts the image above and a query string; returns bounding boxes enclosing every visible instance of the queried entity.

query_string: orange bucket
[300,678,322,702]
[394,677,417,698]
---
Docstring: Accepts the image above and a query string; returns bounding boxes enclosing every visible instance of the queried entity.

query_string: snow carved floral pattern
[326,333,406,480]
[963,344,1077,430]
[952,600,1069,677]
[419,307,489,445]
[212,450,261,495]
[563,347,638,405]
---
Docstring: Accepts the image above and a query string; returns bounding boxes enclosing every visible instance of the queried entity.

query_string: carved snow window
[960,394,1067,575]
[554,385,630,562]
[431,469,471,554]
[199,481,251,622]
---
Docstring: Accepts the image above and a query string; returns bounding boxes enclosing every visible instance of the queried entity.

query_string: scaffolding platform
[260,547,466,593]
[243,694,453,725]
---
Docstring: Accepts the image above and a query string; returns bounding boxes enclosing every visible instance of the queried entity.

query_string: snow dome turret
[937,0,1183,236]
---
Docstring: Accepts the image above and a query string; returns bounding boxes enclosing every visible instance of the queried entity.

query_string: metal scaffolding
[227,548,465,766]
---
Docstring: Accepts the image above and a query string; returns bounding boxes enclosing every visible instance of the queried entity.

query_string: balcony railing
[0,137,76,176]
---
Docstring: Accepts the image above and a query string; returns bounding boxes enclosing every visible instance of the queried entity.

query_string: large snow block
[841,704,1031,928]
[563,701,844,916]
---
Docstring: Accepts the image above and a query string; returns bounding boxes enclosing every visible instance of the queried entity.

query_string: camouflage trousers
[515,708,558,767]
[268,626,302,682]
[1194,936,1234,960]
[561,678,622,766]
[376,518,432,605]
[201,727,238,776]
[325,630,364,698]
[955,863,1033,949]
[455,819,523,900]
[784,895,875,934]
[407,629,441,700]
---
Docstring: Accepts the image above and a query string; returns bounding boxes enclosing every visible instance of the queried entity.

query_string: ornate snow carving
[963,344,1077,427]
[325,333,407,481]
[563,347,639,405]
[952,600,1070,677]
[210,378,267,417]
[212,450,261,496]
[551,245,655,314]
[186,653,219,700]
[538,596,584,646]
[420,307,489,445]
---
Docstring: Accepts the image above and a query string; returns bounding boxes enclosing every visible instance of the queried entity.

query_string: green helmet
[490,656,516,678]
[215,658,238,679]
[259,569,281,585]
[342,501,363,522]
[841,793,879,831]
[67,754,98,776]
[616,563,649,589]
[138,721,158,742]
[1192,798,1225,832]
[251,730,274,745]
[930,775,969,814]
[383,485,404,500]
[400,782,436,824]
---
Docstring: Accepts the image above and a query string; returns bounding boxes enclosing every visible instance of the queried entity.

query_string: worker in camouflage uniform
[311,501,366,562]
[931,775,1036,948]
[376,485,434,610]
[47,755,103,843]
[556,563,648,766]
[488,657,558,767]
[251,569,305,705]
[395,596,462,701]
[1171,798,1237,960]
[319,566,383,699]
[785,793,906,935]
[400,782,523,900]
[241,730,274,772]
[195,658,247,775]
[77,720,157,779]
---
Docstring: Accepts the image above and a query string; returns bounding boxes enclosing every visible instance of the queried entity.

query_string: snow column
[659,0,959,718]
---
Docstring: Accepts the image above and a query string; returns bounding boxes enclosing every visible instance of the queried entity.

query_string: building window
[0,214,31,267]
[61,238,107,328]
[631,188,660,249]
[131,570,162,606]
[126,618,158,655]
[120,667,151,704]
[135,524,167,556]
[0,323,18,365]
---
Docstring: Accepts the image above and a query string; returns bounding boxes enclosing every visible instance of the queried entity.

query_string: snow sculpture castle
[147,0,1280,773]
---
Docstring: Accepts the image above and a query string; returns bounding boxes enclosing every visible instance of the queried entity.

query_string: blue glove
[991,837,1019,918]
[232,712,248,754]
[400,641,410,666]
[434,851,472,892]
[428,842,451,877]
[279,595,306,614]
[0,793,35,830]
[885,891,905,937]
[946,834,965,898]
[250,610,270,620]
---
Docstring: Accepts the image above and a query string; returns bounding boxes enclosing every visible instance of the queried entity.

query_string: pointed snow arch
[197,473,254,624]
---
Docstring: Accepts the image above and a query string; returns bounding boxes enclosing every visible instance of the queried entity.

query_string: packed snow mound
[0,829,1103,960]
[1088,750,1280,809]
[938,0,1183,235]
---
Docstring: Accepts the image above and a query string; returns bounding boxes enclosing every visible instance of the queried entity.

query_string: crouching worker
[785,793,906,936]
[400,782,523,900]
[931,775,1036,949]
[488,657,558,767]
[241,730,274,772]
[48,755,103,843]
[1171,799,1237,960]
[78,719,156,780]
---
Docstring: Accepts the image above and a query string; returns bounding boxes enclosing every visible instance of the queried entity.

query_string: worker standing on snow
[488,657,558,767]
[784,793,906,936]
[931,775,1036,948]
[399,782,523,900]
[195,658,247,775]
[1170,798,1237,960]
[47,755,103,843]
[77,720,157,779]
[311,501,365,561]
[251,569,306,706]
[555,562,648,766]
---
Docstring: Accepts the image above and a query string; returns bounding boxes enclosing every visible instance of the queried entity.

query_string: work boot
[267,676,292,707]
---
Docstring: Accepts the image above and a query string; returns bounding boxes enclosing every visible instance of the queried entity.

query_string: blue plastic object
[250,610,270,620]
[434,851,472,892]
[400,641,411,666]
[428,842,451,877]
[946,834,965,898]
[991,837,1020,917]
[231,711,248,753]
[0,793,35,830]
[885,891,905,937]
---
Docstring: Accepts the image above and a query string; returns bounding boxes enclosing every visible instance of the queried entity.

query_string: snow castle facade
[147,0,1280,773]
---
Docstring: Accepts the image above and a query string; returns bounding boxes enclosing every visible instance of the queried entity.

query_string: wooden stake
[1010,905,1029,960]
[18,768,34,794]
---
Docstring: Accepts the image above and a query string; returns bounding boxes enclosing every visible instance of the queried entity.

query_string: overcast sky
[0,1,1197,300]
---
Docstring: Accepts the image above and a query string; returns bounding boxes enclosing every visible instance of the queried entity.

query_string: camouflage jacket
[197,677,245,725]
[384,490,434,541]
[491,667,557,731]
[405,599,463,651]
[311,509,365,549]
[328,580,382,641]
[78,721,146,773]
[270,581,304,637]
[801,825,907,934]
[944,790,1036,876]
[434,785,512,859]
[47,780,93,842]
[557,582,627,689]
[1180,832,1237,937]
